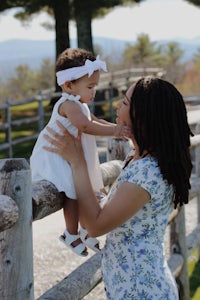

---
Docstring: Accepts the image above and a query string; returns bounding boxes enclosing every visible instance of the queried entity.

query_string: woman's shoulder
[122,156,169,194]
[122,156,161,183]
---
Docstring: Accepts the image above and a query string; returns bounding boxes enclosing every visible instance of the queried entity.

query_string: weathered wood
[195,123,200,261]
[107,138,133,161]
[0,195,19,232]
[189,177,200,199]
[190,134,200,150]
[175,207,190,300]
[38,252,102,300]
[167,253,183,278]
[0,159,34,300]
[32,160,122,221]
[187,109,200,126]
[187,224,200,257]
[32,180,66,221]
[100,159,122,186]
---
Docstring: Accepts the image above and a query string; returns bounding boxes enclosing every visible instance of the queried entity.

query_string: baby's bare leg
[63,198,83,248]
[63,197,79,234]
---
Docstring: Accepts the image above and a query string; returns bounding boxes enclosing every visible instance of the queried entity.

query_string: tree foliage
[123,33,162,67]
[72,0,144,52]
[122,35,185,84]
[0,0,145,91]
[184,0,200,7]
[0,59,54,102]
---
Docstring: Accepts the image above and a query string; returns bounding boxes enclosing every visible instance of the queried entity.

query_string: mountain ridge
[0,36,199,80]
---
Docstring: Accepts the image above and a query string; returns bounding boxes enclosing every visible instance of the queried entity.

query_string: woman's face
[116,84,134,126]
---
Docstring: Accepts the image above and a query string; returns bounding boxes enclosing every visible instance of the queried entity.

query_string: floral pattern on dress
[101,156,178,300]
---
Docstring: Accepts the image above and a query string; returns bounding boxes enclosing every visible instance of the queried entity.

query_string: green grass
[0,100,51,159]
[188,248,200,300]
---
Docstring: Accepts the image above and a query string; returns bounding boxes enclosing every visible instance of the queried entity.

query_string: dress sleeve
[121,158,162,198]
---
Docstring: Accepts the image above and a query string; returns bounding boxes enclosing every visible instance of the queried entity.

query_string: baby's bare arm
[60,102,131,137]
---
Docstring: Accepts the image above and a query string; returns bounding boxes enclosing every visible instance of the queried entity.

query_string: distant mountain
[0,36,200,80]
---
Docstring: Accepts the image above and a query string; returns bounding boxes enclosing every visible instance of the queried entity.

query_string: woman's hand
[43,120,85,166]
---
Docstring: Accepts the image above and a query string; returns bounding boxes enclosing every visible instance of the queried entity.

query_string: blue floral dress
[101,155,179,300]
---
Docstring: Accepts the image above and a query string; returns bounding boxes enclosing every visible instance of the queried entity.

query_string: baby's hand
[114,124,131,139]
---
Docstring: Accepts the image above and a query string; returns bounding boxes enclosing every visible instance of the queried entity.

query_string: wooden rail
[1,90,200,159]
[0,91,118,158]
[0,133,200,300]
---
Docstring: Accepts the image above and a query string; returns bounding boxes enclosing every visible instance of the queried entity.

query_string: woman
[44,77,193,299]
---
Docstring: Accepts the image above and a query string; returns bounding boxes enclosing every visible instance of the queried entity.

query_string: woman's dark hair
[130,76,193,208]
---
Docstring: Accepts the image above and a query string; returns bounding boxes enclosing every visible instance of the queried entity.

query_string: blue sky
[0,0,200,42]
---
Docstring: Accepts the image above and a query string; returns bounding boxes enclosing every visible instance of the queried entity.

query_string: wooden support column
[170,206,190,300]
[0,159,34,300]
[107,137,133,161]
[195,123,200,260]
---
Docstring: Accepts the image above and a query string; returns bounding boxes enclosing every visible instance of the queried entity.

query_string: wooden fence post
[170,206,190,300]
[0,158,34,300]
[195,123,200,261]
[5,100,12,158]
[37,93,45,132]
[107,137,133,161]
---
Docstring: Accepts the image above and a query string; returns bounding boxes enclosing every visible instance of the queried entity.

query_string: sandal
[59,229,88,257]
[79,227,101,253]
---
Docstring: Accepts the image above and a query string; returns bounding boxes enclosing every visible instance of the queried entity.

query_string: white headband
[56,55,107,86]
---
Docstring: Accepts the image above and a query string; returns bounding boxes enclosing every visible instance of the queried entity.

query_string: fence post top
[0,158,30,172]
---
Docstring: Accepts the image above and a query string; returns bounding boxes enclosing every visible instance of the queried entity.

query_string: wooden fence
[0,90,119,159]
[0,87,200,159]
[0,85,200,299]
[0,130,200,300]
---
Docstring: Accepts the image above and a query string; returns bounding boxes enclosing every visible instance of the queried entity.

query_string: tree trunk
[53,0,70,92]
[74,0,94,52]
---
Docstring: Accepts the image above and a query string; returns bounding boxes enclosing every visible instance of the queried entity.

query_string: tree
[6,64,38,100]
[35,58,54,91]
[184,0,200,6]
[0,0,145,91]
[0,1,70,64]
[73,0,144,53]
[177,47,200,94]
[161,42,184,84]
[0,60,54,102]
[123,33,162,68]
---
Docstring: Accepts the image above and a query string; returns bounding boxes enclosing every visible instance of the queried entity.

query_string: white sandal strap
[59,229,88,256]
[79,227,88,241]
[64,230,80,244]
[79,226,100,252]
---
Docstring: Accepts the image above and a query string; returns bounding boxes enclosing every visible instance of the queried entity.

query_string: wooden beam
[0,195,19,232]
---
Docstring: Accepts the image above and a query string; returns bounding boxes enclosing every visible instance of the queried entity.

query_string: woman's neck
[132,145,152,160]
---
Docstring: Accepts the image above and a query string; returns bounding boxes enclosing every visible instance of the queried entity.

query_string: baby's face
[71,71,100,104]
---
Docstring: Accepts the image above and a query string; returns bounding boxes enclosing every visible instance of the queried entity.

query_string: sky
[0,0,200,42]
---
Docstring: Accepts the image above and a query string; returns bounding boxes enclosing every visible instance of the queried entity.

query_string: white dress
[30,92,104,199]
[101,155,179,300]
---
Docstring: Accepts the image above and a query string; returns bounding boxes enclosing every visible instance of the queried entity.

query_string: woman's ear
[63,81,73,93]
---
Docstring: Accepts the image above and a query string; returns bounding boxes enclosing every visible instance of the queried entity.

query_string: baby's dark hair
[56,48,96,72]
[130,76,193,208]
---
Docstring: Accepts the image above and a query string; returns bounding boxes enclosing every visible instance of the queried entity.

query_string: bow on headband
[56,55,107,86]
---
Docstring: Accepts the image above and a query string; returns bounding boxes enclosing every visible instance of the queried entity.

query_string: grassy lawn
[0,100,51,159]
[188,249,200,300]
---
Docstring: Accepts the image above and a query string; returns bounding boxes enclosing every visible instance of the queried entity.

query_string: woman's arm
[43,121,150,237]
